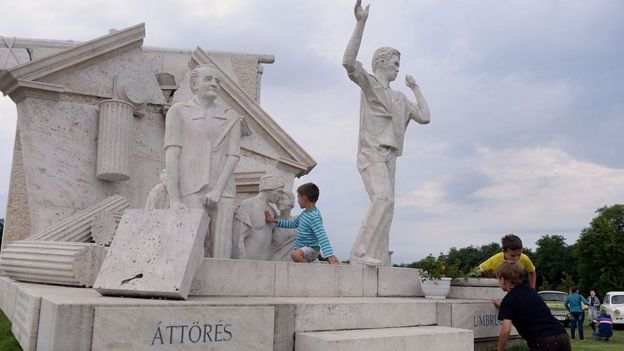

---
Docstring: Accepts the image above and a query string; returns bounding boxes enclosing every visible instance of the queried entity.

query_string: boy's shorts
[298,246,320,262]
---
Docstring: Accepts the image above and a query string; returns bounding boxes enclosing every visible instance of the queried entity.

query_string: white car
[602,291,624,325]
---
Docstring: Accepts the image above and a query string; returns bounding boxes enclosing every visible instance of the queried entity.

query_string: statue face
[193,67,220,100]
[265,188,282,204]
[277,191,294,211]
[379,55,400,82]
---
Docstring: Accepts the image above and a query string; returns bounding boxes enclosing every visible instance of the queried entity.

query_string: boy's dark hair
[496,260,525,286]
[570,286,579,293]
[297,183,319,202]
[501,234,523,251]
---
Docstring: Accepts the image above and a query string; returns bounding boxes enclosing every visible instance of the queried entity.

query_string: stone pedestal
[94,209,209,300]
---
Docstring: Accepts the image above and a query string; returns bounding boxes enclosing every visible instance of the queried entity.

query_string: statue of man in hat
[233,175,285,260]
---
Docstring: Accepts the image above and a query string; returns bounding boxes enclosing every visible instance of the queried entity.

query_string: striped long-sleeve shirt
[276,207,334,258]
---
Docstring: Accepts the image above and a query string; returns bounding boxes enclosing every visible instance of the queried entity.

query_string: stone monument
[233,174,284,260]
[270,189,297,261]
[343,0,431,266]
[164,64,242,258]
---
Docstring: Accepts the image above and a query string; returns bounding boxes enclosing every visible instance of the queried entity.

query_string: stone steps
[295,326,474,351]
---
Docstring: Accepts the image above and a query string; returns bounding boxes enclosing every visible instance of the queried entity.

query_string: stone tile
[377,266,423,296]
[91,306,274,350]
[336,264,365,296]
[94,209,209,299]
[275,262,338,297]
[190,258,275,296]
[36,298,94,351]
[448,286,506,300]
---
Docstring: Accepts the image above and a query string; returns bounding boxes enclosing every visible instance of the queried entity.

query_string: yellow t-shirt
[479,252,535,273]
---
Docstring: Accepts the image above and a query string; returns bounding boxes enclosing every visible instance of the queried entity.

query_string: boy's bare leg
[291,249,307,263]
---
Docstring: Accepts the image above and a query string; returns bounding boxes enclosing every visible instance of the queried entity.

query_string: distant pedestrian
[564,286,589,340]
[587,289,600,332]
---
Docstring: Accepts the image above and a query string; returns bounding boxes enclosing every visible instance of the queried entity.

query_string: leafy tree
[445,242,501,274]
[533,234,575,290]
[574,205,624,294]
[556,271,576,292]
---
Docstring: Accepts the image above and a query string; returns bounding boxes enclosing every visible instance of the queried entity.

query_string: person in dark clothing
[592,309,613,341]
[494,261,571,351]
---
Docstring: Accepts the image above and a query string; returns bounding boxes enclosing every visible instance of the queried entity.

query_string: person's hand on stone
[354,0,369,22]
[405,75,418,90]
[327,255,340,265]
[264,210,277,224]
[492,299,501,308]
[202,190,220,208]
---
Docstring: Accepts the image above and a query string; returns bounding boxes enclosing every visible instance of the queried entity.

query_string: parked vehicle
[538,290,570,326]
[602,291,624,325]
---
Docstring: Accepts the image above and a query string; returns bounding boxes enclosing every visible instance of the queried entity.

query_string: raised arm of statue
[343,0,370,73]
[405,74,431,125]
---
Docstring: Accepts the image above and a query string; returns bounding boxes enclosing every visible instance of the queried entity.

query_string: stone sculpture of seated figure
[270,190,297,261]
[233,175,284,260]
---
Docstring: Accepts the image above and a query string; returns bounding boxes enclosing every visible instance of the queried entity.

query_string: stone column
[28,195,129,242]
[96,99,133,182]
[90,211,122,246]
[0,241,107,287]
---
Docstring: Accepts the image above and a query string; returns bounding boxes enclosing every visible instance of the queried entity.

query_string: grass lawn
[0,309,21,351]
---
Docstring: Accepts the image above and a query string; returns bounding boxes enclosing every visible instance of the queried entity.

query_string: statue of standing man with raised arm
[343,0,431,266]
[164,64,242,258]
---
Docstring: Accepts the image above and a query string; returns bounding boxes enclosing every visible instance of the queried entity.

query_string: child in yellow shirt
[479,234,537,289]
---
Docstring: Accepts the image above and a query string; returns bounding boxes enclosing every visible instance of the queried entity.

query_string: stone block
[378,266,423,296]
[190,258,275,296]
[94,209,209,299]
[436,301,518,339]
[295,326,474,351]
[336,264,366,296]
[91,306,274,350]
[11,287,42,351]
[448,286,506,300]
[36,298,94,351]
[293,298,437,332]
[90,211,122,246]
[275,262,337,297]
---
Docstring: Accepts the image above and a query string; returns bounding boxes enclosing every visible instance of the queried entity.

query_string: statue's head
[277,190,295,212]
[372,47,401,82]
[190,64,221,100]
[259,175,284,203]
[158,169,167,184]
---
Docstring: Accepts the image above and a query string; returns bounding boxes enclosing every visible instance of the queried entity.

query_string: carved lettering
[473,314,502,327]
[152,321,234,345]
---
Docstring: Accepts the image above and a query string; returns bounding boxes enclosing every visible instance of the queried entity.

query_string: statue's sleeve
[164,106,183,149]
[347,61,376,98]
[226,111,242,157]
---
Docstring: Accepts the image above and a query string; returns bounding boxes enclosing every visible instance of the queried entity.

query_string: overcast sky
[1,0,623,264]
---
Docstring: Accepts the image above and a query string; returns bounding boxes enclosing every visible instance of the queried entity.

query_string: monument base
[0,259,520,351]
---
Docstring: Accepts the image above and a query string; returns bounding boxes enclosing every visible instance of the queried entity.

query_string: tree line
[399,204,624,296]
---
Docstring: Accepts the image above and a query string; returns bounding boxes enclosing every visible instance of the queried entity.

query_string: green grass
[567,325,623,351]
[0,310,21,351]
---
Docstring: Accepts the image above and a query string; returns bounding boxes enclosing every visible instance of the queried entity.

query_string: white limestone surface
[377,266,423,296]
[437,301,518,339]
[91,306,274,351]
[295,326,473,351]
[11,287,42,351]
[94,209,209,299]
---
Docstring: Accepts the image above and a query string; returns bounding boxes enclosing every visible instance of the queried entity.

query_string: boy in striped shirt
[265,183,339,264]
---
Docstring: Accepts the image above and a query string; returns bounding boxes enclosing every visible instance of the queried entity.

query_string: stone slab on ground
[94,209,209,299]
[92,306,274,351]
[295,326,474,351]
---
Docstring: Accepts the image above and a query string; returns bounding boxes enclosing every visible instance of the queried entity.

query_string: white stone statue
[233,175,284,260]
[164,64,242,258]
[343,0,431,266]
[270,190,297,261]
[145,169,169,209]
